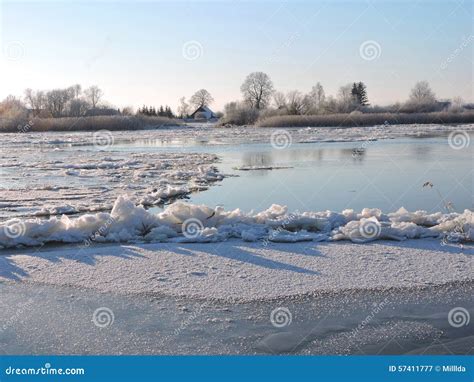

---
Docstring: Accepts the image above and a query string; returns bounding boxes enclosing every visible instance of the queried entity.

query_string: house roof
[190,105,215,117]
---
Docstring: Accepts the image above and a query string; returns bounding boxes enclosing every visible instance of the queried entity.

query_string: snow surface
[1,239,472,301]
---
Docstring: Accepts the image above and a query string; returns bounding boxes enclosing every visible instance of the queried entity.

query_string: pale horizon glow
[0,0,472,112]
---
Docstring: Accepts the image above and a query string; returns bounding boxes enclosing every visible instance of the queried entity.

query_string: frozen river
[1,127,470,221]
[0,125,472,355]
[178,136,471,213]
[1,281,472,355]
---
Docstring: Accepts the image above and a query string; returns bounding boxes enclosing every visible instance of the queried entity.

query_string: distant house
[435,100,451,110]
[190,106,216,120]
[85,108,120,117]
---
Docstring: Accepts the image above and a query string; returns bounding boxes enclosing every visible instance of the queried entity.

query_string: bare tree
[46,89,73,117]
[177,96,190,118]
[84,85,103,109]
[337,83,356,112]
[240,72,274,109]
[70,84,82,99]
[24,88,46,116]
[68,98,90,117]
[121,106,134,116]
[449,96,464,112]
[190,89,213,109]
[308,82,325,111]
[273,91,287,109]
[323,95,338,114]
[286,90,309,115]
[409,81,436,104]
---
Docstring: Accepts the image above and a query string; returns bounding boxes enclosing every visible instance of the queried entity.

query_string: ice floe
[0,196,471,248]
[0,149,225,220]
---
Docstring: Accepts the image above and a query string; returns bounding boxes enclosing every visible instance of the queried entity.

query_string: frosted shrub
[219,102,260,126]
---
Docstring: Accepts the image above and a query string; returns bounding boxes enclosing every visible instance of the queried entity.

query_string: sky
[0,0,472,111]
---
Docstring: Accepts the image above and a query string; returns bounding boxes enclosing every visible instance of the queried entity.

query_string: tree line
[23,85,106,118]
[138,105,175,118]
[0,74,467,127]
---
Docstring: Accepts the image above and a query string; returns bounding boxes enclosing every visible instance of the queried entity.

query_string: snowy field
[0,124,472,354]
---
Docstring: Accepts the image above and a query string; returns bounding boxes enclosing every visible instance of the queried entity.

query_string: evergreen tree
[357,82,369,106]
[351,83,359,104]
[351,82,369,106]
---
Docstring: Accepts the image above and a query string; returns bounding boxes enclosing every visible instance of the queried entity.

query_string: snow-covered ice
[0,150,224,220]
[1,237,472,301]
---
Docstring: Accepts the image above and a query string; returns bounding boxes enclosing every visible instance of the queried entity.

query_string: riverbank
[0,115,181,133]
[2,112,474,133]
[256,111,474,128]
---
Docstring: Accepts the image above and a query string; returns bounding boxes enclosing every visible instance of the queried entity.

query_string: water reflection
[241,152,274,168]
[411,145,433,160]
[192,138,471,213]
[239,146,369,172]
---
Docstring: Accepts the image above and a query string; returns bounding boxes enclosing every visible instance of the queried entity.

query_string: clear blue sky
[0,0,472,111]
